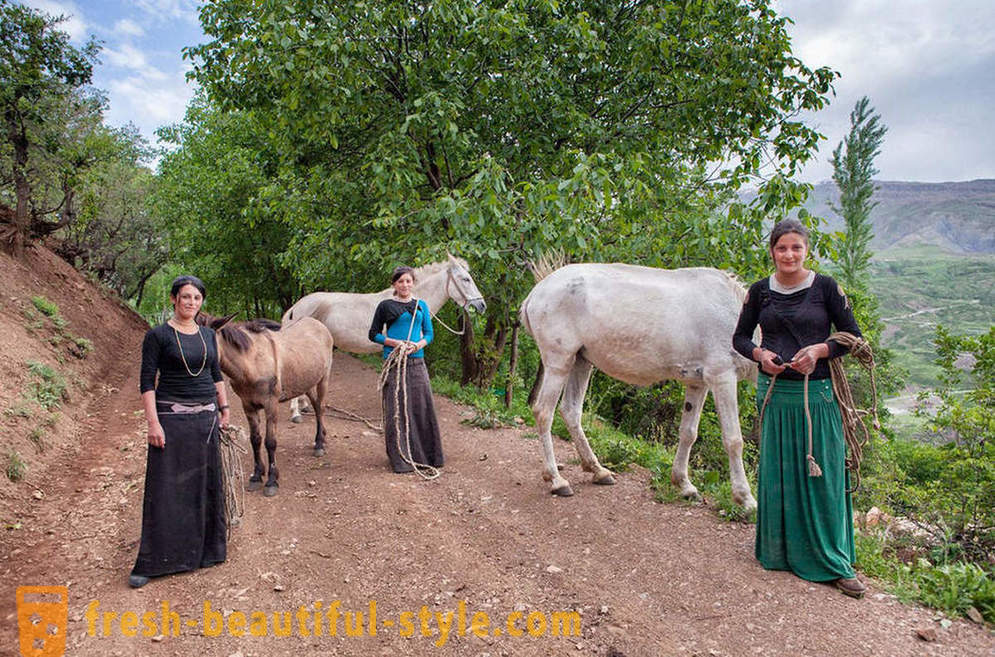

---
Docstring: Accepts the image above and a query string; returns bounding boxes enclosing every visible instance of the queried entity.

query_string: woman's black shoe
[128,575,150,589]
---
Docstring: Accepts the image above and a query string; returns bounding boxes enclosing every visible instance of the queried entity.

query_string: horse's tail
[518,292,533,338]
[527,249,565,282]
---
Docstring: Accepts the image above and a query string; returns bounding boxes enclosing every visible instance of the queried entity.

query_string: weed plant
[6,451,27,482]
[26,361,67,410]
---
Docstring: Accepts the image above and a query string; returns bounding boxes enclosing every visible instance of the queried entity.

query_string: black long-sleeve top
[732,273,861,381]
[139,324,223,402]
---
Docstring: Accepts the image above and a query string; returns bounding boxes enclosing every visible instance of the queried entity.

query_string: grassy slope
[869,245,995,390]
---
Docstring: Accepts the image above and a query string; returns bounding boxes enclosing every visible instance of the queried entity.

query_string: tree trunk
[6,122,32,257]
[459,308,478,385]
[527,361,544,407]
[505,320,519,409]
[459,307,511,388]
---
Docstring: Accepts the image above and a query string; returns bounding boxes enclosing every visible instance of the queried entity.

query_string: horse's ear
[212,313,237,331]
[447,250,456,262]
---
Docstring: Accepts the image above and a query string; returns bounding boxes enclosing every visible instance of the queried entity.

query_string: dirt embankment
[1,245,993,657]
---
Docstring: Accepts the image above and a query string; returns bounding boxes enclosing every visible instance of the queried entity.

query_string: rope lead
[758,331,878,491]
[219,424,248,538]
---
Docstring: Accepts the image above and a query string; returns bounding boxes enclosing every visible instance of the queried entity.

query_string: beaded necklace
[172,323,207,377]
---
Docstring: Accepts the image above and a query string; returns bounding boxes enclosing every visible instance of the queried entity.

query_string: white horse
[520,263,758,509]
[282,253,487,421]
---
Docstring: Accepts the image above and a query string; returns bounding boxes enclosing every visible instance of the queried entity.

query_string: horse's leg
[671,384,708,501]
[245,403,265,492]
[532,354,574,496]
[712,375,757,510]
[263,399,280,497]
[559,355,614,486]
[307,376,328,458]
[289,396,305,423]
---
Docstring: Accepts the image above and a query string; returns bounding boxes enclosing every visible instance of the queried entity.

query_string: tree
[0,0,101,256]
[55,124,165,304]
[909,326,995,562]
[184,0,837,385]
[151,98,302,317]
[830,96,887,291]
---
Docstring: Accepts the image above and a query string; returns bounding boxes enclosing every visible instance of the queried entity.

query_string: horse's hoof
[246,480,263,492]
[682,490,703,504]
[314,447,325,457]
[290,415,303,424]
[263,485,278,497]
[593,473,616,486]
[551,484,574,497]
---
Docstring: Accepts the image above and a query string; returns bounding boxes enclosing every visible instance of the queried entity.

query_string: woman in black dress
[369,266,443,473]
[130,275,231,588]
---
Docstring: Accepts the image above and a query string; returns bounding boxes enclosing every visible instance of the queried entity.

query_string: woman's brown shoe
[835,577,866,598]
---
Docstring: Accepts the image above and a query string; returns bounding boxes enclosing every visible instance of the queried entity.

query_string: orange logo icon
[16,586,68,657]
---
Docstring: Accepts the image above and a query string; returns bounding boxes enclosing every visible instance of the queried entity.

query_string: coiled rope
[758,331,879,492]
[826,331,880,492]
[219,424,248,537]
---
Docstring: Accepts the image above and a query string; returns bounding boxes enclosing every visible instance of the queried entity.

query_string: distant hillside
[798,179,995,254]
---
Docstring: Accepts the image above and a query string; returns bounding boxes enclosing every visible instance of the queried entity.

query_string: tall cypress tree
[831,96,888,290]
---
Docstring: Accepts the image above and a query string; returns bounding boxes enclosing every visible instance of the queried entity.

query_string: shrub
[6,451,27,482]
[913,326,995,562]
[917,561,995,624]
[70,336,93,358]
[26,361,68,410]
[30,296,59,317]
[28,427,45,451]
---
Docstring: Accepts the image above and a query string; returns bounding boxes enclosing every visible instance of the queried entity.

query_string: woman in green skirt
[732,219,867,598]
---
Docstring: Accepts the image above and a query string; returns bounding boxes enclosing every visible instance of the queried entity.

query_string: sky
[21,0,995,184]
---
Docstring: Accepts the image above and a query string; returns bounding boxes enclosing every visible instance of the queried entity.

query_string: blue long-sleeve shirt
[369,298,434,359]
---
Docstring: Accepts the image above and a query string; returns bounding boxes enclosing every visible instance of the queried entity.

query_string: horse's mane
[414,255,468,279]
[374,257,467,292]
[722,271,749,304]
[528,249,566,282]
[197,313,281,352]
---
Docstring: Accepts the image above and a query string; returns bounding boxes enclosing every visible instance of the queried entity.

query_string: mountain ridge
[797,179,995,254]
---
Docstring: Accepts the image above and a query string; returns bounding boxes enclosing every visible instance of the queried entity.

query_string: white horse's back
[522,264,752,386]
[283,291,386,354]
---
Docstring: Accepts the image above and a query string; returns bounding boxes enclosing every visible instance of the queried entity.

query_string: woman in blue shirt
[369,266,443,473]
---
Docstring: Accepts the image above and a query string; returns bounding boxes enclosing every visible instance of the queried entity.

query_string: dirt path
[3,352,993,657]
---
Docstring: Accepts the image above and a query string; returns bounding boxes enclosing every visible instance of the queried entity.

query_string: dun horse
[520,264,758,509]
[282,253,486,421]
[199,314,334,496]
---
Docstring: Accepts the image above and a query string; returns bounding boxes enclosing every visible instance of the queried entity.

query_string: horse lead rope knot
[758,332,878,491]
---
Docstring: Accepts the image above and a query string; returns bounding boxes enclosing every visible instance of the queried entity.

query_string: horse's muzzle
[467,298,487,313]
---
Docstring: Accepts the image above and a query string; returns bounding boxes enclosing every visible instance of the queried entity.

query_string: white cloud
[776,0,995,182]
[133,0,200,25]
[102,43,149,70]
[113,18,145,38]
[24,0,89,41]
[106,74,194,128]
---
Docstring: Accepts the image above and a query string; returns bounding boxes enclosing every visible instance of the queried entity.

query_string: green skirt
[755,374,855,582]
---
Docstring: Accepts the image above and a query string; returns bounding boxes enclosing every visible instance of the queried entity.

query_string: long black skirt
[381,358,443,472]
[131,404,226,578]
